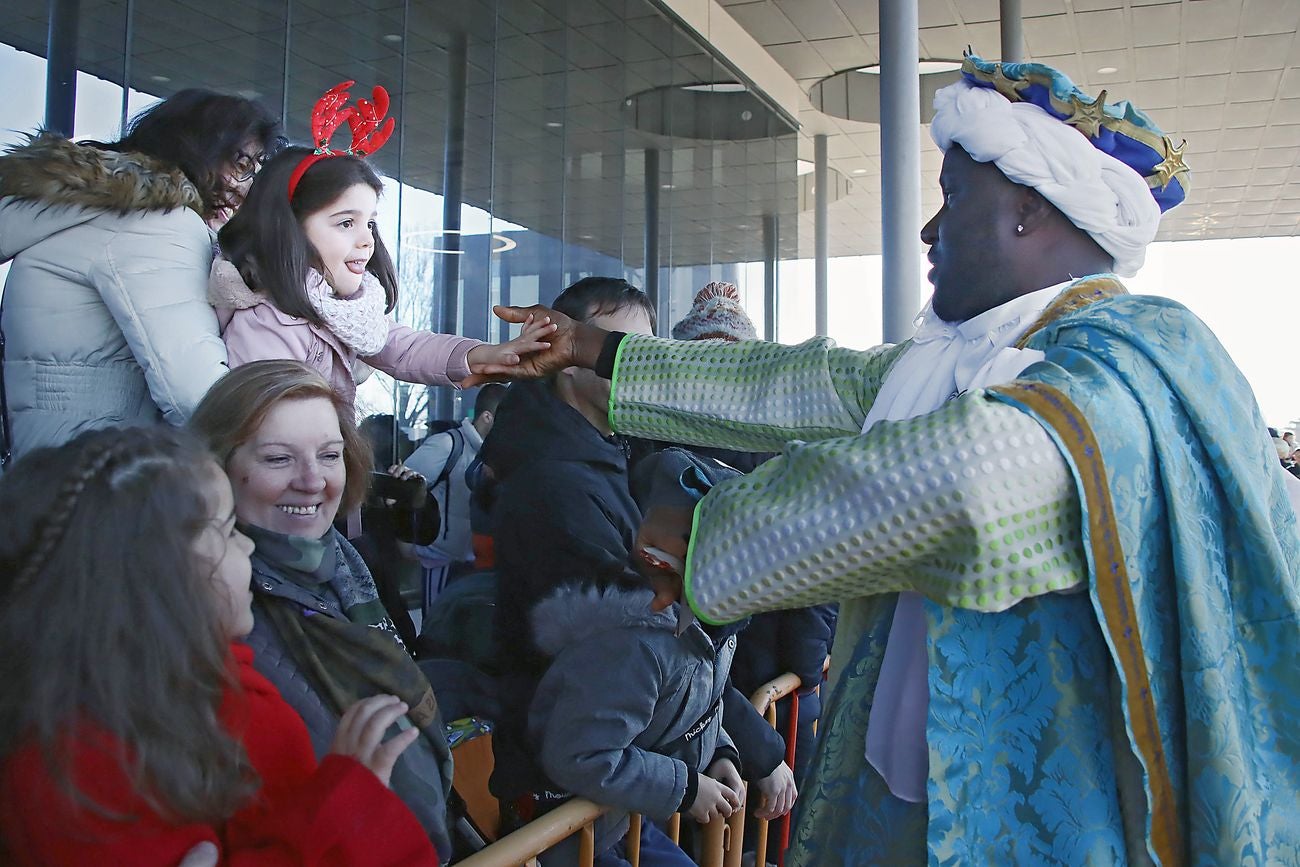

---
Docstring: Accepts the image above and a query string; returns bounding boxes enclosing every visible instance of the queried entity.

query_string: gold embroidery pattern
[989,379,1185,867]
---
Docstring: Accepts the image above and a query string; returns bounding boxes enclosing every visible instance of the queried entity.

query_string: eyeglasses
[231,150,267,183]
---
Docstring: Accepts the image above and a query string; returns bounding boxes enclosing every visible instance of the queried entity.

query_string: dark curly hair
[110,89,282,220]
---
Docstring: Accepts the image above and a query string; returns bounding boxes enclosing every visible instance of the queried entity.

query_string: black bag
[415,570,500,675]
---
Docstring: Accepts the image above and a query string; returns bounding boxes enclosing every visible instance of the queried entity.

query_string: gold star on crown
[1065,90,1109,138]
[1150,136,1189,191]
[991,64,1029,100]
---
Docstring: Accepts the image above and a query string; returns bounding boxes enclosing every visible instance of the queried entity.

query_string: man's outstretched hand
[635,504,695,611]
[462,304,608,387]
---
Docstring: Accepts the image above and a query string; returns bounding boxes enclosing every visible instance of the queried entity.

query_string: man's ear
[1015,188,1056,235]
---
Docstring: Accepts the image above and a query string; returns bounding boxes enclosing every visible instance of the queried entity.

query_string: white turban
[930,78,1160,276]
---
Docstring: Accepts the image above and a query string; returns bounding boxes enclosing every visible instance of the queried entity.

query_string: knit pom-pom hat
[671,281,758,342]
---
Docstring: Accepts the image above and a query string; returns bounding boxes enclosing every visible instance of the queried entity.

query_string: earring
[1016,224,1024,234]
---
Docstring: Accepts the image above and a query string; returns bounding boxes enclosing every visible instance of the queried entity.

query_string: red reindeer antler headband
[287,80,396,200]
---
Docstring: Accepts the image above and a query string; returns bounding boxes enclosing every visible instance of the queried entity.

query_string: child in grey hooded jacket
[527,582,742,864]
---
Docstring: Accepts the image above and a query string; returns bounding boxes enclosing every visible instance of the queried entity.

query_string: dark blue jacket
[479,379,643,802]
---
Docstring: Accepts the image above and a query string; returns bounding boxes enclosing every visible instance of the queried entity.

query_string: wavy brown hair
[0,426,256,825]
[189,360,372,512]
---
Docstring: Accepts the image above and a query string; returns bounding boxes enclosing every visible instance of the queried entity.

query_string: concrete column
[644,148,665,334]
[814,133,829,337]
[44,0,81,137]
[879,0,923,343]
[763,213,778,342]
[1000,0,1024,63]
[119,0,134,135]
[433,32,468,421]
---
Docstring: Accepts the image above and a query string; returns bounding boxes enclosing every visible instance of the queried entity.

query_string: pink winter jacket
[209,258,481,406]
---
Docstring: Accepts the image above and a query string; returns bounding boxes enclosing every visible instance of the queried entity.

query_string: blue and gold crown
[961,54,1189,213]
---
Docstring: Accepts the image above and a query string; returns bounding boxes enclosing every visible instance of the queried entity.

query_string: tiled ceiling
[719,0,1300,256]
[4,0,1297,263]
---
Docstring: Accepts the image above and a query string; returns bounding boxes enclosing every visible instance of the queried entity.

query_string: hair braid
[10,437,138,593]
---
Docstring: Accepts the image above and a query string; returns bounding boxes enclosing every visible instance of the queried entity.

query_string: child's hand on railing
[707,757,744,807]
[688,772,742,825]
[752,761,797,820]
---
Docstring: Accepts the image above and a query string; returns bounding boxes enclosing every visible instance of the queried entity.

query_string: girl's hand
[466,314,557,373]
[176,842,219,867]
[329,695,420,787]
[462,305,607,386]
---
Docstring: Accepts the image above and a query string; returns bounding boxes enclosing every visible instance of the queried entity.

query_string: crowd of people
[2,54,1298,867]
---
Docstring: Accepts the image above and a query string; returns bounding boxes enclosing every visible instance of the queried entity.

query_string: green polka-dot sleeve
[609,335,908,450]
[679,389,1086,623]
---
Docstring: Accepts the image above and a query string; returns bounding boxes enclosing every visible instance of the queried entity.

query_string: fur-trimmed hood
[0,133,205,263]
[531,584,685,656]
[0,132,202,214]
[209,255,265,311]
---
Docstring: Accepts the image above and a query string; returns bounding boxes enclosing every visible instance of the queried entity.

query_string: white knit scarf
[305,269,389,356]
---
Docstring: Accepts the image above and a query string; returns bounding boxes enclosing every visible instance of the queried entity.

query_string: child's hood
[208,256,265,312]
[531,584,682,656]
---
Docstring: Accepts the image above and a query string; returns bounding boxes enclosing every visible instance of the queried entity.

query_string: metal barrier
[456,667,818,866]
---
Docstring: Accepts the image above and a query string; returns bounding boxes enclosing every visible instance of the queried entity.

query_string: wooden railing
[456,668,813,866]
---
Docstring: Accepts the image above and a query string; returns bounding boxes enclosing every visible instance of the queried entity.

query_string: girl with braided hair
[0,426,438,865]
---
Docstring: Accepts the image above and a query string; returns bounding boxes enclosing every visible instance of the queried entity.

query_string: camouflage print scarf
[242,524,453,820]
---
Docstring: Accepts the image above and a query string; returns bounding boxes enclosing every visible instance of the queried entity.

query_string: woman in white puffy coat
[0,90,279,463]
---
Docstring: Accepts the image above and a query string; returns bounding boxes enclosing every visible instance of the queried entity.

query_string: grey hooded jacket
[0,134,227,460]
[528,584,736,855]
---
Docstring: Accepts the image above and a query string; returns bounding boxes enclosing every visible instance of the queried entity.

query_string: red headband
[287,80,396,200]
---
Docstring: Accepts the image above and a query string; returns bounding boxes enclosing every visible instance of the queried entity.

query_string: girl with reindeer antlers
[212,81,556,411]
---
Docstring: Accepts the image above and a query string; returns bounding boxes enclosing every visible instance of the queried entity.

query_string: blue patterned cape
[790,293,1300,865]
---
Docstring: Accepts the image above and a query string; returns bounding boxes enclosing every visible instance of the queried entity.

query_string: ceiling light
[814,59,964,124]
[855,60,963,75]
[1097,66,1118,74]
[853,168,868,174]
[660,183,675,190]
[150,74,170,83]
[383,33,403,43]
[796,159,814,176]
[545,121,563,128]
[682,82,747,93]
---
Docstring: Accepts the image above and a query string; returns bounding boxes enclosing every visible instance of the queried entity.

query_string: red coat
[0,643,438,865]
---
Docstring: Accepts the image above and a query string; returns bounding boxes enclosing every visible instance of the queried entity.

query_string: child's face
[193,465,256,639]
[301,182,380,298]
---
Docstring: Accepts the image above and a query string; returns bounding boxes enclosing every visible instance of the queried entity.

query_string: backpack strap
[433,427,465,539]
[0,298,11,468]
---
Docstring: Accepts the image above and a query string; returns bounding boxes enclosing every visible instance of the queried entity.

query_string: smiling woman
[189,359,457,861]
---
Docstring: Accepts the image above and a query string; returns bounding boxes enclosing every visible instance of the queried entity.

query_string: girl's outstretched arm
[465,314,555,372]
[366,316,553,387]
